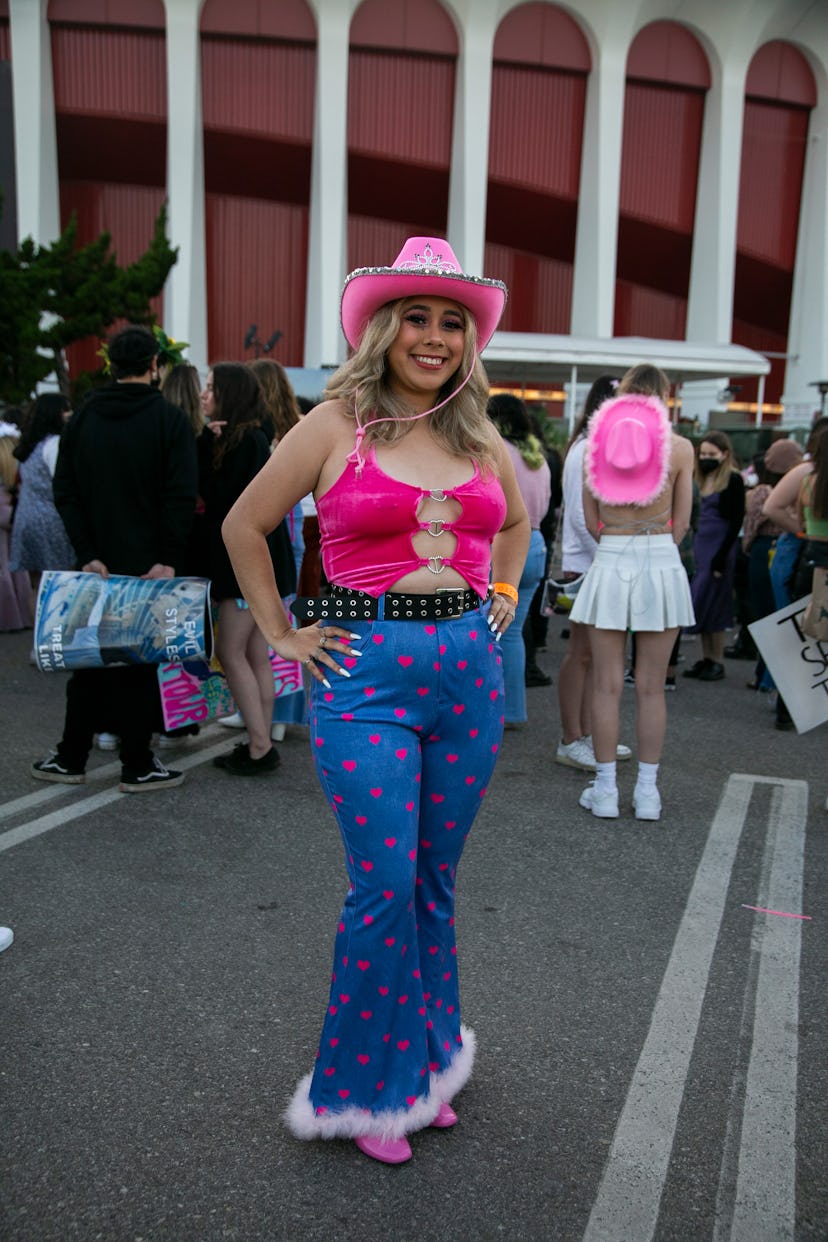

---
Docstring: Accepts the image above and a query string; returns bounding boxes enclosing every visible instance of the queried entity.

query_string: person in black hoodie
[31,325,198,792]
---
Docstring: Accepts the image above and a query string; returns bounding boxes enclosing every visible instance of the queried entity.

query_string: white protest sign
[749,596,828,734]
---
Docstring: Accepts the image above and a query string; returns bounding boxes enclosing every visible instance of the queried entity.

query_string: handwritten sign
[749,596,828,734]
[157,658,234,731]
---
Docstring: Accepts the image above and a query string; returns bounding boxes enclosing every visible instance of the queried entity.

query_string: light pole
[809,380,828,418]
[243,325,283,359]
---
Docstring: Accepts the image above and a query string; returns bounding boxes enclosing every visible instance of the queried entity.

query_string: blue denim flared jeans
[285,604,504,1140]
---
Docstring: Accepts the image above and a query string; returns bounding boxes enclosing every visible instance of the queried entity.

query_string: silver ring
[303,656,314,665]
[319,634,327,649]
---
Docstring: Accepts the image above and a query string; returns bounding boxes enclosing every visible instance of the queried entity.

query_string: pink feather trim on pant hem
[284,1025,476,1141]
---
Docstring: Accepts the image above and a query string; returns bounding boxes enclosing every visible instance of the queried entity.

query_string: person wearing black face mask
[683,432,745,681]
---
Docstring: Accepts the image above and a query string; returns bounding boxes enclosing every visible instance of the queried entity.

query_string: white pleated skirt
[569,534,696,632]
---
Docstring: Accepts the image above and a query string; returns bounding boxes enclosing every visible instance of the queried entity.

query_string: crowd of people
[1,236,826,1157]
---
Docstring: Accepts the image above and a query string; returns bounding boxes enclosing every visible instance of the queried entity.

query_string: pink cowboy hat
[585,393,672,506]
[340,236,507,350]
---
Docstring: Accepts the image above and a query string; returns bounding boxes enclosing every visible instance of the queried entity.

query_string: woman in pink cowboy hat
[568,363,695,821]
[223,237,529,1163]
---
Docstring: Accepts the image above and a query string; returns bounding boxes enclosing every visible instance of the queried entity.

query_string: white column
[781,87,828,426]
[9,0,60,245]
[163,0,208,378]
[445,1,496,276]
[570,41,627,338]
[303,0,356,368]
[686,59,747,344]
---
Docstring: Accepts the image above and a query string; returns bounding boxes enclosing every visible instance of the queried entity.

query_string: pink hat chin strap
[346,358,478,475]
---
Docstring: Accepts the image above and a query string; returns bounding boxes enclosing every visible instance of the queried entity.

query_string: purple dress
[9,437,77,573]
[685,491,737,633]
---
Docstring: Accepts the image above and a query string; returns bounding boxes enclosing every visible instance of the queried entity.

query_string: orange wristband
[492,582,518,605]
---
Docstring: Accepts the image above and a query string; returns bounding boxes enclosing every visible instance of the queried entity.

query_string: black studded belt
[292,586,482,622]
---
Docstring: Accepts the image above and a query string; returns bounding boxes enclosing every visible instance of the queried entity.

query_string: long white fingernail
[347,648,363,657]
[322,677,332,688]
[495,632,502,642]
[348,632,362,640]
[338,667,351,678]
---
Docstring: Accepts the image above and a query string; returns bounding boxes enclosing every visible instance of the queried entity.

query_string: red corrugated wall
[348,51,454,166]
[346,0,457,238]
[201,37,314,140]
[484,242,574,336]
[201,32,314,364]
[50,20,167,386]
[205,195,307,367]
[51,25,166,117]
[614,82,706,339]
[486,3,590,334]
[731,42,816,403]
[60,182,166,383]
[347,48,455,233]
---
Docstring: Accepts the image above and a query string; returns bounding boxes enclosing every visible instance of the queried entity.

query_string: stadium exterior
[3,0,828,426]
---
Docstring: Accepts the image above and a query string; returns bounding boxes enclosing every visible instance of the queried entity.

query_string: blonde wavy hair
[0,436,18,489]
[617,363,671,403]
[324,299,499,471]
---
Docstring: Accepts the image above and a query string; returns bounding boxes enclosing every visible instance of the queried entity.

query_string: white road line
[0,725,225,823]
[729,779,807,1242]
[0,761,123,823]
[582,773,807,1242]
[0,738,232,854]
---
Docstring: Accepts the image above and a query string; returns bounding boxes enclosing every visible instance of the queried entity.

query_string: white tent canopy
[481,332,771,387]
[481,332,773,429]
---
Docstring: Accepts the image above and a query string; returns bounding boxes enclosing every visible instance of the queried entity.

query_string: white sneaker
[96,732,119,751]
[0,926,13,952]
[555,737,596,771]
[219,714,285,740]
[582,734,632,762]
[633,787,662,821]
[157,725,200,749]
[579,782,619,819]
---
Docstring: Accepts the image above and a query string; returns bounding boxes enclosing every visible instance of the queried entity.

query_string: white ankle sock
[594,760,617,793]
[635,760,659,793]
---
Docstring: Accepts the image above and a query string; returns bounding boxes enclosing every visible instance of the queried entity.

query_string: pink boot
[354,1134,412,1164]
[430,1101,458,1129]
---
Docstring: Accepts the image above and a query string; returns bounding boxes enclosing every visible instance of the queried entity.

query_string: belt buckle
[435,587,464,618]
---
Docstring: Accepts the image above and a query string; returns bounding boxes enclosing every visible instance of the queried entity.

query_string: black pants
[57,665,162,771]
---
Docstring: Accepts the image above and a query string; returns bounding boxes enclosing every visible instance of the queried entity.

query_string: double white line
[583,774,808,1242]
[0,729,231,854]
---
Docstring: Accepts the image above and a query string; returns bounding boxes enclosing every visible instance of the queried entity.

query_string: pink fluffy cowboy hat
[585,392,672,506]
[340,236,507,351]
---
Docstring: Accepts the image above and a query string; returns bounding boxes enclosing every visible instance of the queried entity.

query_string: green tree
[0,203,178,404]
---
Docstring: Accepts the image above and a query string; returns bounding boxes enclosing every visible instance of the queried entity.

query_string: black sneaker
[682,659,710,679]
[213,742,249,770]
[215,743,280,776]
[525,666,552,688]
[697,661,725,682]
[119,756,184,793]
[31,753,86,784]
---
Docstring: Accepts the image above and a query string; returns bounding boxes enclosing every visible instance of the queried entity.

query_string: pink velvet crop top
[316,445,507,598]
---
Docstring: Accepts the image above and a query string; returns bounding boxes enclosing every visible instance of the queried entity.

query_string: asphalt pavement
[1,622,826,1242]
